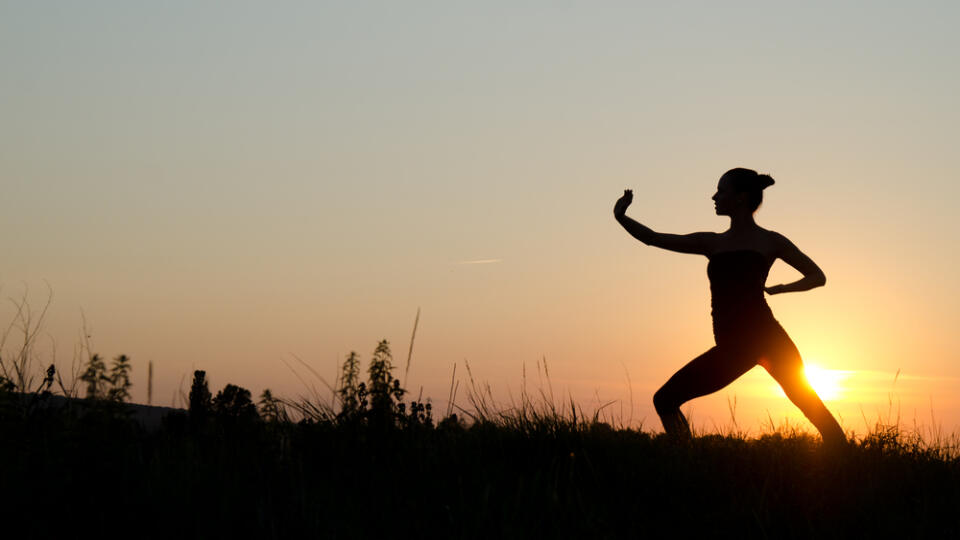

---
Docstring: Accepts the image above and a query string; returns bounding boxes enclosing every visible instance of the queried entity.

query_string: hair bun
[757,174,775,189]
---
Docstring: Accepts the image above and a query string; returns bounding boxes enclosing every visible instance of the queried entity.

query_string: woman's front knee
[653,386,678,414]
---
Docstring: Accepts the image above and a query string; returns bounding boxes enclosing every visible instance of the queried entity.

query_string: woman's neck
[728,212,756,233]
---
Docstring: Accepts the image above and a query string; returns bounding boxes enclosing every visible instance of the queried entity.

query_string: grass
[2,301,959,538]
[4,397,960,539]
[4,357,960,539]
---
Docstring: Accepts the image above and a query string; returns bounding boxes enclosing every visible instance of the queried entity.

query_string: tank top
[706,250,778,345]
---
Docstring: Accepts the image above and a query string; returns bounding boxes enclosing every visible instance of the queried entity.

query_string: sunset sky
[2,2,957,435]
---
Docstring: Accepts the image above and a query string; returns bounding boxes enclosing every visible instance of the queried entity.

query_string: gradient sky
[2,1,958,435]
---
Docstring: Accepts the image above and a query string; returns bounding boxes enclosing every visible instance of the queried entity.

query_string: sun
[770,362,849,401]
[802,363,846,401]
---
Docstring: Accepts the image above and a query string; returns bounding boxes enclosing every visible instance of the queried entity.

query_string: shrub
[189,370,212,422]
[213,383,257,422]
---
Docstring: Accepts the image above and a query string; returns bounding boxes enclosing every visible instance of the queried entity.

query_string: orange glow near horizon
[769,362,853,402]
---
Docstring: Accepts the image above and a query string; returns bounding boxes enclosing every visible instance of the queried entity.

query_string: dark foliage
[189,370,212,421]
[3,398,960,539]
[107,354,132,402]
[334,341,420,429]
[213,383,257,422]
[80,353,108,399]
[257,389,286,423]
[80,353,133,403]
[4,343,959,538]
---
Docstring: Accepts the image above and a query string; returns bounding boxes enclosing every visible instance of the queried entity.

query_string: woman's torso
[706,248,778,345]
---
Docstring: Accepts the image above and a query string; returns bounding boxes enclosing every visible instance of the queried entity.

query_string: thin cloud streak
[842,370,960,383]
[456,258,503,265]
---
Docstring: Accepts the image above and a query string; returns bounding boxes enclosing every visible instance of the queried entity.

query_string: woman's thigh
[757,329,804,378]
[757,331,820,401]
[658,346,758,404]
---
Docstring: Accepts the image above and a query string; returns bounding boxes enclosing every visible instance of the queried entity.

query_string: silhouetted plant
[35,364,55,395]
[106,355,132,403]
[437,412,460,430]
[399,399,434,429]
[331,342,413,427]
[0,374,13,394]
[367,340,405,426]
[0,372,14,415]
[213,383,258,422]
[80,354,109,399]
[335,352,368,423]
[338,351,362,415]
[0,285,52,394]
[80,354,132,405]
[189,370,212,422]
[258,389,288,422]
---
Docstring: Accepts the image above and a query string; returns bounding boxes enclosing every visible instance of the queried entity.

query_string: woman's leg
[653,346,756,439]
[762,338,846,445]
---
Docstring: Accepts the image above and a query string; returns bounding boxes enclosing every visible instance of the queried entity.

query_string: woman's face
[712,175,742,216]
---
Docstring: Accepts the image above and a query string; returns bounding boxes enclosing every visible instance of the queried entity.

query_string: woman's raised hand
[613,189,633,219]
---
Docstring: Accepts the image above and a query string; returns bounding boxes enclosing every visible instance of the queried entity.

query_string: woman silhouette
[614,168,845,445]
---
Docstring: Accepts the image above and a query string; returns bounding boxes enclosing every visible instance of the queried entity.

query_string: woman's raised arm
[613,189,714,255]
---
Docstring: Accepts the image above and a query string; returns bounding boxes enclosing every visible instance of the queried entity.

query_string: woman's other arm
[765,233,827,294]
[613,189,714,255]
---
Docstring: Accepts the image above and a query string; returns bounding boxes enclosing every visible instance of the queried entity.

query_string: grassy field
[3,340,960,539]
[4,396,960,539]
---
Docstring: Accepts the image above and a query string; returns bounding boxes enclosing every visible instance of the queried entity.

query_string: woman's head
[712,168,775,215]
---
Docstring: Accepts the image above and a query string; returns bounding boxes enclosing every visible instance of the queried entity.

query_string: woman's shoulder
[762,228,793,244]
[758,228,798,257]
